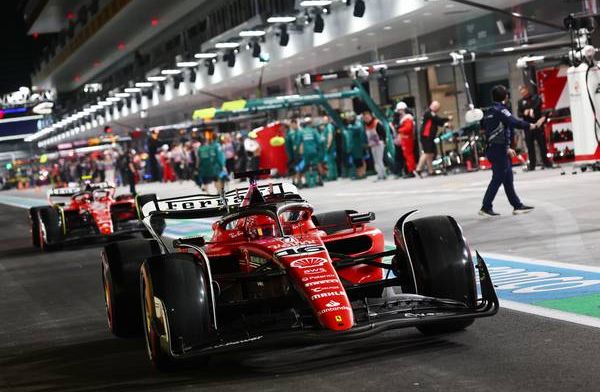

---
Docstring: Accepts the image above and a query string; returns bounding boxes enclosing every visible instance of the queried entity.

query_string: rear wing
[47,186,82,201]
[140,182,300,220]
[47,182,115,203]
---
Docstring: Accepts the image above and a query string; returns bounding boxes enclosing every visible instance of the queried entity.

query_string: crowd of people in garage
[2,85,552,192]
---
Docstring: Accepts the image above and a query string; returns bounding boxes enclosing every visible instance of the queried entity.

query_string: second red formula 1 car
[101,170,498,370]
[29,182,163,251]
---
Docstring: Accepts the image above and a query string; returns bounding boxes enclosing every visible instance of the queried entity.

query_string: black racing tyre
[29,207,43,248]
[37,206,63,251]
[101,238,160,337]
[311,210,355,234]
[401,215,477,335]
[140,253,212,371]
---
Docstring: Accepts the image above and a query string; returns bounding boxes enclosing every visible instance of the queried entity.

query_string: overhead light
[215,42,240,49]
[161,69,182,75]
[353,0,365,17]
[314,13,325,33]
[416,56,429,61]
[147,75,167,81]
[107,97,121,102]
[267,16,296,23]
[135,82,154,88]
[98,100,112,106]
[115,92,131,98]
[502,47,515,52]
[176,61,199,67]
[124,87,141,93]
[300,0,332,6]
[194,52,218,59]
[239,30,266,37]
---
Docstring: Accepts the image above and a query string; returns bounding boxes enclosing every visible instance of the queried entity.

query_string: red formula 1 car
[101,170,498,370]
[29,182,162,251]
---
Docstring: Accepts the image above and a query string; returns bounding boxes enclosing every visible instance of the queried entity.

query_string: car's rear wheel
[37,207,63,251]
[101,239,160,337]
[397,215,477,335]
[140,253,212,370]
[29,207,42,248]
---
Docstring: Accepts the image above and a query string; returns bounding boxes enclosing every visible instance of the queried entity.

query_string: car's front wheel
[396,215,478,335]
[140,253,213,370]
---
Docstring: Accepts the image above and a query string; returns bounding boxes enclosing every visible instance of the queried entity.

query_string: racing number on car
[274,245,325,258]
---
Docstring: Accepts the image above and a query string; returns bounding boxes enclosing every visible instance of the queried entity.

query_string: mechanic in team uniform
[285,118,302,186]
[298,117,324,187]
[415,101,451,177]
[518,84,552,170]
[480,85,544,216]
[321,114,338,181]
[197,134,226,193]
[347,112,367,179]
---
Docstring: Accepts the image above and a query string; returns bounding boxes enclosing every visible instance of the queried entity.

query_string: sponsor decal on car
[325,300,341,307]
[312,286,340,293]
[305,278,339,287]
[304,267,328,275]
[290,257,327,269]
[317,306,351,315]
[211,335,263,348]
[301,274,337,282]
[274,245,326,258]
[311,291,345,300]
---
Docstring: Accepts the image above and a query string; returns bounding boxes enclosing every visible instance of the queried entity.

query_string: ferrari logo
[335,315,343,323]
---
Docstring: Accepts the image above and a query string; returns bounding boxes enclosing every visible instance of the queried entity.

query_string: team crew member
[285,118,302,186]
[363,110,387,181]
[394,102,416,178]
[480,85,544,216]
[321,114,338,181]
[518,85,552,170]
[197,134,226,193]
[347,112,367,179]
[415,101,451,176]
[298,118,323,187]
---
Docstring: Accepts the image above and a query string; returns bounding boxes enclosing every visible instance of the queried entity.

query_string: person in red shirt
[158,144,176,182]
[415,101,451,177]
[394,102,416,177]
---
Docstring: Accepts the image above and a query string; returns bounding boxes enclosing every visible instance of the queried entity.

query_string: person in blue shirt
[480,85,545,217]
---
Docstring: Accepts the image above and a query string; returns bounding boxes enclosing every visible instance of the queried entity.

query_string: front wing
[164,253,498,359]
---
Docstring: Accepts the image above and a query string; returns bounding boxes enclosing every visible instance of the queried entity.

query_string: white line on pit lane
[500,300,600,329]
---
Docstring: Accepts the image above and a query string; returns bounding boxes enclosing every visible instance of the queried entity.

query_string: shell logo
[290,257,327,269]
[270,136,285,147]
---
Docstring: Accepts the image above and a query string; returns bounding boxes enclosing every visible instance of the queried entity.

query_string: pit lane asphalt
[0,203,599,392]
